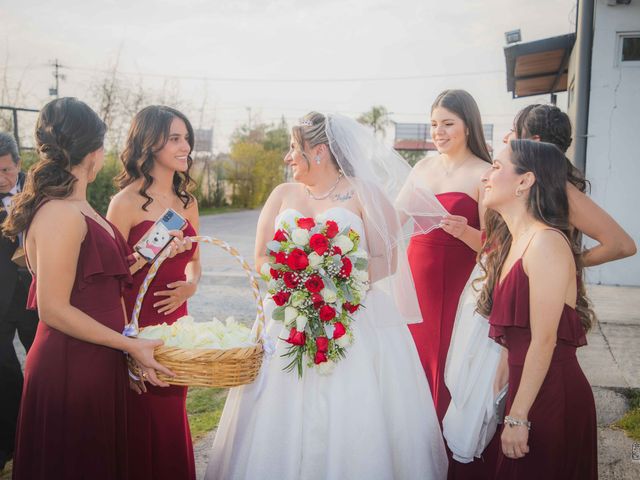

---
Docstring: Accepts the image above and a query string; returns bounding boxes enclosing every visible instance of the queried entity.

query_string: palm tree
[357,106,390,138]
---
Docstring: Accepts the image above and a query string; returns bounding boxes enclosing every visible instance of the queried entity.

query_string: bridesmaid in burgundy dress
[2,98,172,479]
[406,90,494,476]
[478,139,597,479]
[108,105,201,480]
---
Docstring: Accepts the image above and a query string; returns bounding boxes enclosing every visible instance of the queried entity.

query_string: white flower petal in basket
[126,235,267,388]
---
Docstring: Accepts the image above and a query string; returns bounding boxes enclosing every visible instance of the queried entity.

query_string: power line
[5,63,505,83]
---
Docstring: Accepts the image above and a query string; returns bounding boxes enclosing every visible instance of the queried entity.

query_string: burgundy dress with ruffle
[12,216,132,480]
[489,258,597,480]
[122,220,197,480]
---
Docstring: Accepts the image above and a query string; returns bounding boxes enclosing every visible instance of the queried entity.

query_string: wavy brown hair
[116,105,195,211]
[431,89,492,164]
[2,97,106,238]
[477,140,594,331]
[483,104,588,274]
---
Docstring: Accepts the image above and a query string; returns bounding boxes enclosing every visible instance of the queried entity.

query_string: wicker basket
[126,236,266,388]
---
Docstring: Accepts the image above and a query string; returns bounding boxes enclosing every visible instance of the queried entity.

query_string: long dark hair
[2,97,106,237]
[477,140,594,331]
[431,89,492,164]
[116,105,195,211]
[484,104,588,270]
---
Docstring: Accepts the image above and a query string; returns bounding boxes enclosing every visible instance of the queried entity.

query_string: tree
[226,119,288,208]
[358,106,390,138]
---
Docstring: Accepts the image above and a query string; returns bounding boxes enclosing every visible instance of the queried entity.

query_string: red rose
[270,268,280,280]
[325,220,339,239]
[297,217,316,230]
[311,293,324,309]
[287,248,309,271]
[272,291,291,306]
[343,302,360,314]
[330,246,342,256]
[333,322,346,339]
[273,252,288,265]
[286,328,306,346]
[283,272,300,289]
[273,229,288,242]
[319,305,336,322]
[339,257,353,278]
[309,233,329,255]
[314,351,328,364]
[316,336,329,352]
[305,275,324,293]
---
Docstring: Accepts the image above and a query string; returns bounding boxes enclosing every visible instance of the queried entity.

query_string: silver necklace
[305,173,344,201]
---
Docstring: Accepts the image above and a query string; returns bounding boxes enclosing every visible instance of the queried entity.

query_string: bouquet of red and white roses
[261,216,369,376]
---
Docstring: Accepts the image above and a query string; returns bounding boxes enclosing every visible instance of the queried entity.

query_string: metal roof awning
[504,33,576,98]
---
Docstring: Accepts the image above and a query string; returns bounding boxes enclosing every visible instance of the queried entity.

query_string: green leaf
[272,306,285,321]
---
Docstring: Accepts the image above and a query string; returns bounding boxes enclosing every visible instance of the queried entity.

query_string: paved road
[13,209,640,479]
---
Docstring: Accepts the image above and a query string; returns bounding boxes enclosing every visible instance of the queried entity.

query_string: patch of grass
[199,206,246,216]
[186,387,229,442]
[614,388,640,442]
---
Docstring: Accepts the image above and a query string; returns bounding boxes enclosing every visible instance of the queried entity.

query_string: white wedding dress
[205,208,447,480]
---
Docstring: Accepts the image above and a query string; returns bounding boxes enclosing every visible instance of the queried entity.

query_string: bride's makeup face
[284,137,310,182]
[430,107,467,155]
[481,146,519,210]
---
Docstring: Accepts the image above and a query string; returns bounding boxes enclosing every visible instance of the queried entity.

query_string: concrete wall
[582,0,640,286]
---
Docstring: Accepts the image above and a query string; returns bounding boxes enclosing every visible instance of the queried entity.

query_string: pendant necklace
[305,172,344,201]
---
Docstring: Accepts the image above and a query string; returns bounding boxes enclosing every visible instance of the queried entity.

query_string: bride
[205,112,448,480]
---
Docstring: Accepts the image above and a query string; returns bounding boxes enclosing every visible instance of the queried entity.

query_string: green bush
[88,152,120,214]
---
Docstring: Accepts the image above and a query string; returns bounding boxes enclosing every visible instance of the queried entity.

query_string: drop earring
[315,155,321,165]
[515,188,522,197]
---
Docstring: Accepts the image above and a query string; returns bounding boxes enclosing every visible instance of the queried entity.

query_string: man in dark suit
[0,132,38,471]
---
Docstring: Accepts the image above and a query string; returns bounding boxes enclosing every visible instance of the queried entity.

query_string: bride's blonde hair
[292,112,354,176]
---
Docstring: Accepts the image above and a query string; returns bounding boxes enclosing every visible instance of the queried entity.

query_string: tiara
[299,119,313,127]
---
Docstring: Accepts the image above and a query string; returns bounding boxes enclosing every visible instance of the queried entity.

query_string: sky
[1,0,578,152]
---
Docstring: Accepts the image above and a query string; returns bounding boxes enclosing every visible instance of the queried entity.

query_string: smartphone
[134,209,187,263]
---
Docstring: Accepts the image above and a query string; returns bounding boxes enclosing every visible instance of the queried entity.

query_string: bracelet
[504,415,531,430]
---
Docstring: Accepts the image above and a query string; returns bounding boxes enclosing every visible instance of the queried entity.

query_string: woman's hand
[126,338,175,387]
[153,280,197,315]
[128,375,147,394]
[440,214,468,238]
[501,420,530,459]
[166,230,193,259]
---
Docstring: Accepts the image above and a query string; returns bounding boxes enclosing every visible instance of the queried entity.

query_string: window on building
[620,34,640,63]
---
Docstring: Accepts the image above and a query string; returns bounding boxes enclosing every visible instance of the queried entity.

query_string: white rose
[308,252,323,267]
[296,315,308,331]
[284,306,299,325]
[353,269,369,282]
[333,235,354,253]
[317,359,336,376]
[291,228,310,246]
[336,334,352,348]
[320,288,337,304]
[260,262,272,279]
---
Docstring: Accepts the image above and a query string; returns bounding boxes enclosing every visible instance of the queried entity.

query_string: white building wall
[583,0,640,286]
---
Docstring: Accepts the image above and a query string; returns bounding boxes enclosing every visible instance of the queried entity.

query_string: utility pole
[49,59,66,97]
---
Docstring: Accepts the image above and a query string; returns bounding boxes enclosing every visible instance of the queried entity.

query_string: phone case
[134,209,187,263]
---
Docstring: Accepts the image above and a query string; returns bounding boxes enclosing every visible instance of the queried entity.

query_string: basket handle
[127,235,266,342]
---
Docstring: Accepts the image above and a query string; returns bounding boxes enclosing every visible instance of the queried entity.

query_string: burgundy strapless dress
[12,216,132,480]
[408,192,480,424]
[489,258,597,480]
[122,220,197,480]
